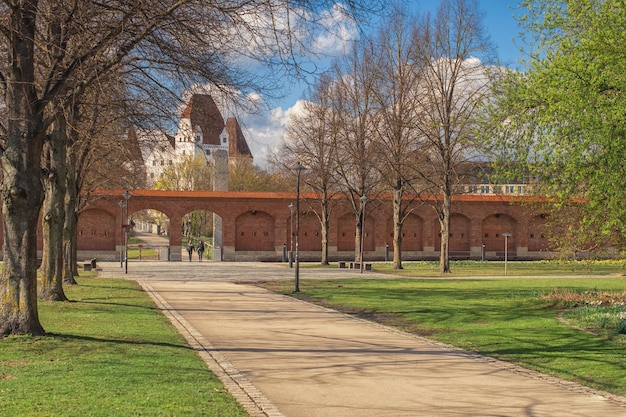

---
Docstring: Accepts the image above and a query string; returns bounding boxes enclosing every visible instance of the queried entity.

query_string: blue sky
[478,0,525,68]
[243,0,526,167]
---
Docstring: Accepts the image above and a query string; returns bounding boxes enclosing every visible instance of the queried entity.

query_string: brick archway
[299,212,322,252]
[482,213,517,254]
[435,213,471,257]
[44,190,551,262]
[336,212,355,252]
[235,210,274,251]
[528,214,550,252]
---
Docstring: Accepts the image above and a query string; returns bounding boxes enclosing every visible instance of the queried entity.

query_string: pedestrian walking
[187,239,194,261]
[197,240,205,261]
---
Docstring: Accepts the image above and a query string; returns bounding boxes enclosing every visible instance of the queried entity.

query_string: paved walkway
[98,261,626,417]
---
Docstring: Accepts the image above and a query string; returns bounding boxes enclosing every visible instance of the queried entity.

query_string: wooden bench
[83,258,97,271]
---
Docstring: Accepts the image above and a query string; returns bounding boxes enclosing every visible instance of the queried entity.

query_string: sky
[238,1,525,168]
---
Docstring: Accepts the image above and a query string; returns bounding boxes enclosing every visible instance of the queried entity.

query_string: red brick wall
[235,211,274,251]
[0,190,558,261]
[77,208,117,250]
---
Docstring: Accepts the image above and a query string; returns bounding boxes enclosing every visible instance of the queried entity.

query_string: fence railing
[460,184,531,195]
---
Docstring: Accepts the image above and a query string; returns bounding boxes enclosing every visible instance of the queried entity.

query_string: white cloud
[223,2,359,67]
[237,100,308,168]
[310,4,359,56]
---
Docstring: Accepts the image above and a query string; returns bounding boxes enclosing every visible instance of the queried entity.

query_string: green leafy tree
[488,0,626,252]
[155,155,213,191]
[155,155,214,238]
[229,158,288,192]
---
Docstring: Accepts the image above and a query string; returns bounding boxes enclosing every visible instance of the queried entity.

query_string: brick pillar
[212,149,228,260]
[169,213,183,261]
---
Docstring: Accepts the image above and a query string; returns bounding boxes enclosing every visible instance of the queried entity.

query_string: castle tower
[181,94,224,146]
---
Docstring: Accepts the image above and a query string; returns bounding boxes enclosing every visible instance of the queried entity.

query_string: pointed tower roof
[225,117,253,159]
[126,125,146,163]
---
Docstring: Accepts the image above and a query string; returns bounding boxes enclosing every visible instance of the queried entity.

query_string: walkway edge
[138,280,287,417]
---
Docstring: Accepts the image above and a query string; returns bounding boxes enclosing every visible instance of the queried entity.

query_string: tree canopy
[0,0,383,336]
[489,0,626,249]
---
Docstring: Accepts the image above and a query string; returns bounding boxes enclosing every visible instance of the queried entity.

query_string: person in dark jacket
[197,240,205,261]
[187,240,194,261]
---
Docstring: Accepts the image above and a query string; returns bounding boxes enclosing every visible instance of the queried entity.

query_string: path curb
[139,280,286,417]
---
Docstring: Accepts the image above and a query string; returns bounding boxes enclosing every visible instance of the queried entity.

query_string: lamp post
[118,200,126,268]
[123,190,131,274]
[288,202,294,268]
[503,232,512,276]
[360,195,368,273]
[294,162,306,292]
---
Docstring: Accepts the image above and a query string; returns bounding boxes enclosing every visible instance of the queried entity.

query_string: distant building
[137,94,253,186]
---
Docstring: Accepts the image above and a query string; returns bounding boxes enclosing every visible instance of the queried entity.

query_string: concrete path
[98,261,626,417]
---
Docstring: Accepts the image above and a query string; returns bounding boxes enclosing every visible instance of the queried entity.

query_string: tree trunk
[354,215,362,262]
[39,112,69,301]
[439,193,452,274]
[392,186,404,269]
[320,201,330,265]
[0,2,46,336]
[63,103,82,284]
[63,180,79,284]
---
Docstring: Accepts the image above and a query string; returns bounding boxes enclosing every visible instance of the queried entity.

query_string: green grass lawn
[371,259,626,276]
[259,274,626,397]
[0,276,248,417]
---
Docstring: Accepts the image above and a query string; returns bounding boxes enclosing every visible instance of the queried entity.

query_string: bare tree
[39,100,70,301]
[60,84,146,285]
[278,74,343,265]
[0,0,383,336]
[410,0,495,273]
[331,38,382,263]
[370,4,426,269]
